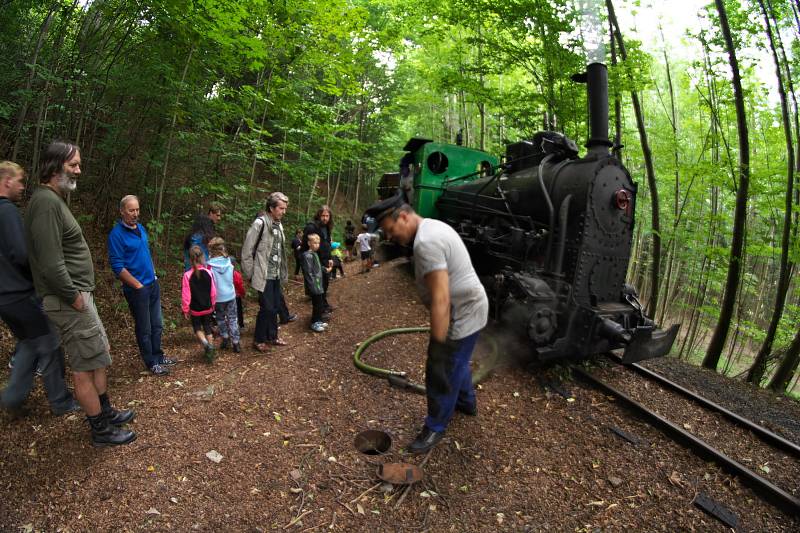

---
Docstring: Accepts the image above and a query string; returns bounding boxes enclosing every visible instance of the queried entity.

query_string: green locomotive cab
[398,137,499,219]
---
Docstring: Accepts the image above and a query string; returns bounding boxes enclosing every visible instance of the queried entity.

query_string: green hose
[353,326,499,395]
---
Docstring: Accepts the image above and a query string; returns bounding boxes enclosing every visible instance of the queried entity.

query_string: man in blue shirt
[108,195,174,376]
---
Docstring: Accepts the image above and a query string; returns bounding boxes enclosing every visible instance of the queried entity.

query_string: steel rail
[624,361,800,459]
[571,365,800,517]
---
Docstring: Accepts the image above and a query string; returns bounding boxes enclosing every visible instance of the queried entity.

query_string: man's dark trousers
[122,280,164,369]
[0,294,74,412]
[255,279,281,342]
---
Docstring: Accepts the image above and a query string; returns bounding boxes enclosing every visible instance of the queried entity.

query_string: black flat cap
[364,192,407,224]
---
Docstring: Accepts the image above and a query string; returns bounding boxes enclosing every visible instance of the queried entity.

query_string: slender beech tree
[747,0,795,385]
[606,0,661,315]
[702,0,751,371]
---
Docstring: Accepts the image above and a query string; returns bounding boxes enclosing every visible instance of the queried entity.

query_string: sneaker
[279,313,298,325]
[319,322,329,328]
[220,338,230,350]
[52,399,81,416]
[311,322,326,333]
[233,343,241,354]
[150,364,170,376]
[161,357,177,366]
[204,344,215,363]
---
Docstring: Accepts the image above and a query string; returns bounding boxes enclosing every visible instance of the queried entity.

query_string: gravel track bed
[591,362,800,501]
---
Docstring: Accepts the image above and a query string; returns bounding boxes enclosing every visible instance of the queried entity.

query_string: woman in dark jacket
[302,205,334,314]
[183,214,215,271]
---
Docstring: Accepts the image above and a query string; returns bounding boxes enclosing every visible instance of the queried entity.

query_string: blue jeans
[0,294,74,413]
[123,280,164,369]
[424,332,480,433]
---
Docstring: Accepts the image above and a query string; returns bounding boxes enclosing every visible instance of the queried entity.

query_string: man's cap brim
[364,193,406,224]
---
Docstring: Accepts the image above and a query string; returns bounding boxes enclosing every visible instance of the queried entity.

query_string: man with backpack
[241,192,291,352]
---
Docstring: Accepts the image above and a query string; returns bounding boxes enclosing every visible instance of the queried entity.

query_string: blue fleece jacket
[107,221,156,286]
[208,255,235,303]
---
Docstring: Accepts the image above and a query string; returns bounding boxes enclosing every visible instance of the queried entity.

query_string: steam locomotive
[383,63,677,364]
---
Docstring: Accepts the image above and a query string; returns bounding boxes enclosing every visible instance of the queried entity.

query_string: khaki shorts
[43,292,112,372]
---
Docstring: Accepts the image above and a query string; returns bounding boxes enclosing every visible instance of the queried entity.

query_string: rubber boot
[99,393,135,426]
[88,413,137,447]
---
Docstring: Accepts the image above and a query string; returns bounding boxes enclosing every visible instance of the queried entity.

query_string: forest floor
[1,257,799,532]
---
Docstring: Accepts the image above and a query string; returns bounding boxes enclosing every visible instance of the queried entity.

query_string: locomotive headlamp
[614,189,632,216]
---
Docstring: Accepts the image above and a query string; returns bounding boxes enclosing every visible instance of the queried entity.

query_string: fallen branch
[349,482,381,505]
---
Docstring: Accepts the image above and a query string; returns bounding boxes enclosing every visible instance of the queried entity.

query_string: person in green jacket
[25,141,136,447]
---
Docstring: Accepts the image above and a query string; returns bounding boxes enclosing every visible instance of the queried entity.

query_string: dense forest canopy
[1,0,798,392]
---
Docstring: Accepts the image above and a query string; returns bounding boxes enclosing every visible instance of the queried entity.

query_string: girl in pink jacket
[182,245,217,362]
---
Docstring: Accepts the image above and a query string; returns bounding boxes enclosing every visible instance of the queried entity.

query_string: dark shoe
[89,415,136,447]
[252,342,269,353]
[407,427,444,454]
[233,343,241,353]
[161,357,177,366]
[320,312,332,322]
[204,344,215,363]
[103,406,135,426]
[220,338,230,350]
[52,399,81,416]
[456,403,478,416]
[150,364,170,376]
[279,313,298,325]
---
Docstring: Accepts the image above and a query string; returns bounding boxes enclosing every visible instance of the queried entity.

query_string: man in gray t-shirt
[366,197,488,454]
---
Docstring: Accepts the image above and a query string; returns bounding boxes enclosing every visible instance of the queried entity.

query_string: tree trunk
[156,45,194,224]
[607,0,661,315]
[248,68,275,194]
[748,0,796,384]
[609,20,622,160]
[703,0,751,371]
[11,3,57,162]
[769,324,800,392]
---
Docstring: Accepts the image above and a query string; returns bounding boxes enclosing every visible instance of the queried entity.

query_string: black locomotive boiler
[434,63,678,363]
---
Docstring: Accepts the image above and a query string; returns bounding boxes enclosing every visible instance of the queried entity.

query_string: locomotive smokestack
[572,63,612,153]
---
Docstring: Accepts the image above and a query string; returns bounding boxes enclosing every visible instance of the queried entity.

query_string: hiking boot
[102,406,135,426]
[233,343,241,353]
[150,364,170,376]
[99,394,135,426]
[220,338,230,350]
[407,427,444,454]
[88,414,136,447]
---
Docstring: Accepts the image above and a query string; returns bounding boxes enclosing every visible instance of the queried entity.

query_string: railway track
[571,364,800,519]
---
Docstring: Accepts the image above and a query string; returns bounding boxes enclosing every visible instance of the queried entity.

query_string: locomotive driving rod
[353,327,498,394]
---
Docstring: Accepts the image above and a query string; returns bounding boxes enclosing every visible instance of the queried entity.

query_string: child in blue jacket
[208,237,240,353]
